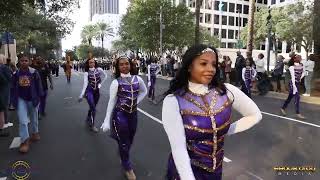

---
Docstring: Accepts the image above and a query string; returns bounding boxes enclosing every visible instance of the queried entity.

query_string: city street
[0,69,319,180]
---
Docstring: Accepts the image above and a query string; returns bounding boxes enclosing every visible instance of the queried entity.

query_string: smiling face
[188,52,217,85]
[118,58,130,74]
[88,59,95,68]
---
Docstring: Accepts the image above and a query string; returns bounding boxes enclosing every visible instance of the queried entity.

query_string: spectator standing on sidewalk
[0,54,12,137]
[302,56,315,96]
[223,56,232,83]
[160,55,167,76]
[241,58,257,98]
[273,55,285,92]
[235,51,245,86]
[12,54,44,153]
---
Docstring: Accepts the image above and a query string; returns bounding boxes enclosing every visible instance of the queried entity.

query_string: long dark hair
[113,56,136,79]
[164,44,226,97]
[84,58,98,72]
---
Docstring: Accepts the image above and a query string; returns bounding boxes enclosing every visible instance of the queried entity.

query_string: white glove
[98,83,102,89]
[100,121,110,132]
[148,81,151,87]
[293,85,298,95]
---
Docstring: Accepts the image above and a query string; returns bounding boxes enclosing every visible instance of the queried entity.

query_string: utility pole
[160,5,163,56]
[266,7,272,74]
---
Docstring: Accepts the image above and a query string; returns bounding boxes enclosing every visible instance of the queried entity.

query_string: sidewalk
[140,73,320,106]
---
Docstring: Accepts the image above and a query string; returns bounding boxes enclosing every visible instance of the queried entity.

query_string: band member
[241,58,257,98]
[281,54,305,119]
[162,44,262,180]
[101,56,147,180]
[147,57,161,103]
[79,53,107,132]
[63,55,72,83]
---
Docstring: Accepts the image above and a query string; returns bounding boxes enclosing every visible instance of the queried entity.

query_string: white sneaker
[3,122,13,129]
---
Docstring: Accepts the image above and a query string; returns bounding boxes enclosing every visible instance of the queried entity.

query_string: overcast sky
[61,0,128,53]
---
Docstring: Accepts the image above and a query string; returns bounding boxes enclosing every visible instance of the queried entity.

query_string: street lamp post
[266,7,272,74]
[160,5,163,56]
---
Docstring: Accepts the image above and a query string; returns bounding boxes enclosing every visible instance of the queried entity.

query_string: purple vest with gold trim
[176,89,232,173]
[88,69,101,90]
[116,75,140,113]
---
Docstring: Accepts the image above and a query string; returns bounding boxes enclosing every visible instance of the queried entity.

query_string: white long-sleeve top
[289,63,305,94]
[255,58,265,73]
[162,82,262,180]
[79,67,107,98]
[103,73,147,128]
[147,63,161,81]
[242,67,257,82]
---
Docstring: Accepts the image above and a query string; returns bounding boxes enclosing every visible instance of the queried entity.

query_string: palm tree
[96,22,114,49]
[195,0,203,45]
[246,0,256,58]
[81,24,98,46]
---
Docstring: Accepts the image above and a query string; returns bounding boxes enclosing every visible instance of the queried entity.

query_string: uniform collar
[121,73,131,78]
[188,81,209,95]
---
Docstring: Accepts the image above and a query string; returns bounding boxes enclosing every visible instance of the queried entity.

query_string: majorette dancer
[162,44,262,180]
[280,54,306,119]
[147,57,161,103]
[241,58,257,98]
[79,53,107,132]
[101,56,147,180]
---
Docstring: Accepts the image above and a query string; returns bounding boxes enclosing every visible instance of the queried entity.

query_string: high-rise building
[182,0,267,49]
[90,0,119,21]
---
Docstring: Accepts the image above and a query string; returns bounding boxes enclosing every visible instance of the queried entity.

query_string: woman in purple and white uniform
[101,56,147,180]
[147,57,161,102]
[162,44,262,180]
[241,58,257,98]
[79,55,107,132]
[280,54,305,119]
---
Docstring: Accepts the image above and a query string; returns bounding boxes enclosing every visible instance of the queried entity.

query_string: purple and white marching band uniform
[147,63,161,100]
[241,67,257,98]
[282,63,304,114]
[162,82,262,180]
[79,67,107,127]
[102,73,147,171]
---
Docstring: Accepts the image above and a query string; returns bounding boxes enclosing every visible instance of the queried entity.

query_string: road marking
[0,177,7,180]
[246,171,264,180]
[9,137,21,149]
[261,111,320,128]
[64,97,73,100]
[137,108,232,163]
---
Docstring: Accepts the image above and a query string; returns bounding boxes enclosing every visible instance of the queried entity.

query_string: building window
[271,0,276,5]
[280,0,285,2]
[243,18,248,27]
[229,16,234,26]
[235,30,239,39]
[228,43,235,48]
[214,15,220,24]
[257,0,263,3]
[205,14,212,24]
[214,28,219,36]
[236,17,242,26]
[236,4,242,13]
[264,0,268,4]
[189,0,196,8]
[222,2,228,12]
[228,30,234,39]
[243,5,249,14]
[221,42,227,48]
[229,3,235,12]
[214,1,219,10]
[200,13,204,23]
[222,29,227,38]
[286,41,292,53]
[222,16,227,25]
[205,0,212,9]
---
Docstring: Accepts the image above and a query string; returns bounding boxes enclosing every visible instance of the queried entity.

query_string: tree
[117,0,195,53]
[76,44,110,60]
[81,25,98,46]
[246,0,256,58]
[200,29,219,47]
[241,1,313,59]
[96,22,114,49]
[312,0,320,86]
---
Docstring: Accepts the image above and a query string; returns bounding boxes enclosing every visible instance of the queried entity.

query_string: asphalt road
[0,69,319,180]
